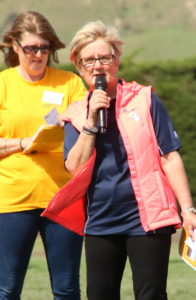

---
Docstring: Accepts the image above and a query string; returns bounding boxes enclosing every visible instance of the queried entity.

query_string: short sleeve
[150,93,181,155]
[0,72,6,109]
[64,122,80,160]
[68,73,87,104]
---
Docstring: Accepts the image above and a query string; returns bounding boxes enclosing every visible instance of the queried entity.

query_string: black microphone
[95,75,107,134]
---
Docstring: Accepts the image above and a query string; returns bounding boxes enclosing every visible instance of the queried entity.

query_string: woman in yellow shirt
[0,11,86,300]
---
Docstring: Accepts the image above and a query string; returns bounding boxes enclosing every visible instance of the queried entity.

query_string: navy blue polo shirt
[64,93,181,236]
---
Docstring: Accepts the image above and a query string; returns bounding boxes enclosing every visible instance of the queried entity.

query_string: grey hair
[69,20,123,66]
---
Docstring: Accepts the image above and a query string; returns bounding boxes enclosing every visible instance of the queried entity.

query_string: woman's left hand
[182,212,196,240]
[21,137,34,151]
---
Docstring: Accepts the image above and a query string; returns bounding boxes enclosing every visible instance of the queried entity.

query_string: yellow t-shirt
[0,66,86,212]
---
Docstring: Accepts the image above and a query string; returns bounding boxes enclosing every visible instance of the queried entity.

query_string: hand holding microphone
[95,75,108,134]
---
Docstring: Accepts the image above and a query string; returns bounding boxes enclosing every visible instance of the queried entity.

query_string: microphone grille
[95,75,107,90]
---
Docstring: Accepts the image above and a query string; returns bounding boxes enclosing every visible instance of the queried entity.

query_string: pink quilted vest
[42,80,181,235]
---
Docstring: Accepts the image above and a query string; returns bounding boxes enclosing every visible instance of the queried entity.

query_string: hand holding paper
[23,108,64,154]
[179,226,196,270]
[23,124,64,154]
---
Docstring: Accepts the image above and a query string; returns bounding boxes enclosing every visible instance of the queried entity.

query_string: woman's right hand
[87,89,111,127]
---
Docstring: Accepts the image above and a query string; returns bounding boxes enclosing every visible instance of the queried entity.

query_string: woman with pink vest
[44,21,196,300]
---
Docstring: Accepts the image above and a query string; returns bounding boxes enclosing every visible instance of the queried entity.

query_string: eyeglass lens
[16,40,52,54]
[81,55,114,67]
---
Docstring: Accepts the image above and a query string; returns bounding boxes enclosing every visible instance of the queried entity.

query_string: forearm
[0,137,23,157]
[161,151,196,238]
[65,130,96,173]
[161,151,193,210]
[64,89,110,173]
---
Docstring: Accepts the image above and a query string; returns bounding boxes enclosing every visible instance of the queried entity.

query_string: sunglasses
[16,40,53,55]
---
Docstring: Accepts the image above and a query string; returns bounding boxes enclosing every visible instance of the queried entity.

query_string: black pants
[85,234,171,300]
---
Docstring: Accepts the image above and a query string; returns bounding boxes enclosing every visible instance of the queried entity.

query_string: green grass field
[0,0,196,64]
[21,232,196,300]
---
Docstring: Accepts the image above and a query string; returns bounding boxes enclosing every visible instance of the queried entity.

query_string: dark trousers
[0,209,83,300]
[85,234,171,300]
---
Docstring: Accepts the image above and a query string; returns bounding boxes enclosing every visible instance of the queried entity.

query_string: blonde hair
[0,11,65,67]
[70,20,123,66]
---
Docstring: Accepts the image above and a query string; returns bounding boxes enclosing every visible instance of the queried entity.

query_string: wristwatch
[181,207,196,215]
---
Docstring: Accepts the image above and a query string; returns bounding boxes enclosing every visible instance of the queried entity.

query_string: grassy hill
[0,0,196,64]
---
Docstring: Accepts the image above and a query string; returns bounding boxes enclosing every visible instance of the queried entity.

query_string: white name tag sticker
[42,91,64,106]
